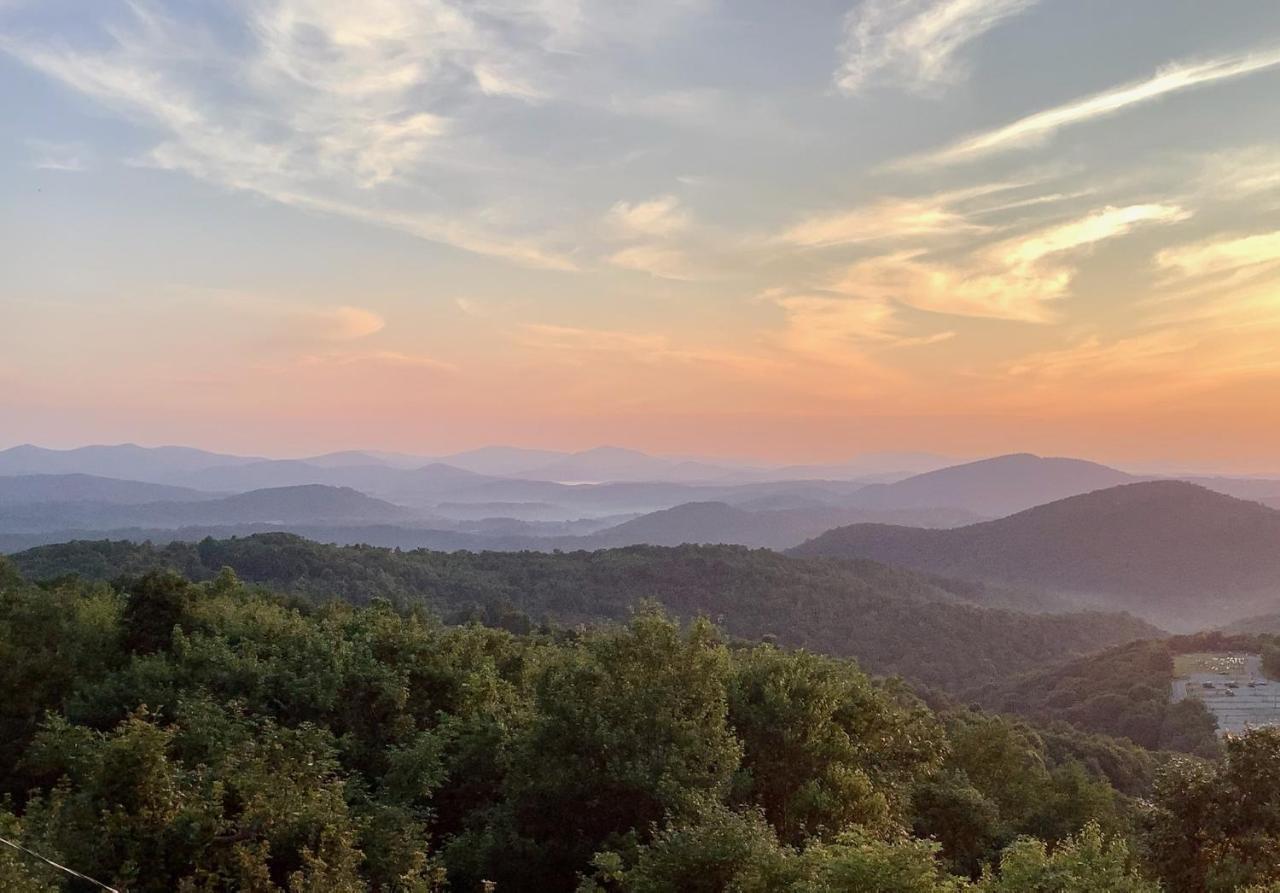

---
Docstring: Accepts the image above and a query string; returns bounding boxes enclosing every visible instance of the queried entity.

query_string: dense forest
[3,558,1280,890]
[8,535,1158,693]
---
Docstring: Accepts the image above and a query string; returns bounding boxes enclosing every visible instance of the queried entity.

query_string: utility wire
[0,834,120,892]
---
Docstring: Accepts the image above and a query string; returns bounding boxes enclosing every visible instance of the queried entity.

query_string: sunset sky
[4,1,1280,470]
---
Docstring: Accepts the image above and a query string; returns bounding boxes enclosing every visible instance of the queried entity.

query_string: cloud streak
[779,195,981,248]
[0,0,705,270]
[895,46,1280,168]
[607,195,691,238]
[1156,230,1280,281]
[26,138,91,171]
[836,0,1039,95]
[828,203,1188,321]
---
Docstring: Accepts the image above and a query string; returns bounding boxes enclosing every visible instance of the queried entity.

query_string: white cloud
[0,1,697,269]
[780,193,981,248]
[1156,230,1280,281]
[1196,147,1280,200]
[777,180,1082,249]
[608,244,707,281]
[296,349,456,372]
[829,204,1188,321]
[607,195,691,238]
[775,293,954,356]
[207,293,388,342]
[836,0,1039,95]
[301,305,386,340]
[518,322,780,378]
[895,45,1280,168]
[26,138,91,171]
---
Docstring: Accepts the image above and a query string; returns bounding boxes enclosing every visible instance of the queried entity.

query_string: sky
[3,0,1280,471]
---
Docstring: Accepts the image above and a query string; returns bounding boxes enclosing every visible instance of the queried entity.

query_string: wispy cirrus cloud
[835,0,1039,95]
[607,195,691,238]
[1147,229,1280,329]
[998,323,1280,413]
[779,194,982,248]
[0,0,698,270]
[776,179,1094,249]
[774,293,954,356]
[295,350,456,373]
[608,244,709,281]
[297,305,386,341]
[1156,230,1280,281]
[26,138,92,171]
[518,323,779,379]
[894,45,1280,168]
[828,203,1189,322]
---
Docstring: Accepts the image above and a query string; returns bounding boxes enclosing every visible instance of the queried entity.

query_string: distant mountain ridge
[793,481,1280,630]
[0,473,216,505]
[0,444,263,483]
[845,453,1136,517]
[0,442,956,489]
[8,445,1280,536]
[584,500,979,549]
[0,484,417,532]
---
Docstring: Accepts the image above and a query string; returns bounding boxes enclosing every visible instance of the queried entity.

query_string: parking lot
[1171,653,1280,735]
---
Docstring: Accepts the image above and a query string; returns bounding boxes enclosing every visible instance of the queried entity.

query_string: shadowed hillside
[794,481,1280,630]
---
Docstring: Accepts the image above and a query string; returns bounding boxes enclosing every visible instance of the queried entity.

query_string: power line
[0,834,120,892]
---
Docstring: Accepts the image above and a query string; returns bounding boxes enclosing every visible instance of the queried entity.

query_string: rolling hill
[7,534,1159,692]
[793,481,1280,630]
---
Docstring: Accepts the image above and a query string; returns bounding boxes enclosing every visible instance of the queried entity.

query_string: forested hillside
[9,535,1158,692]
[3,560,1270,892]
[968,637,1241,759]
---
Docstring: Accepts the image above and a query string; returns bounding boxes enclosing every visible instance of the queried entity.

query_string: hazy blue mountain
[0,484,419,533]
[1181,476,1280,502]
[0,473,215,505]
[0,443,262,482]
[436,445,570,476]
[434,477,879,518]
[185,485,417,524]
[0,494,975,553]
[794,481,1280,630]
[584,500,980,549]
[175,459,496,496]
[176,459,395,491]
[510,445,740,483]
[847,453,1136,517]
[299,450,396,468]
[718,452,957,483]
